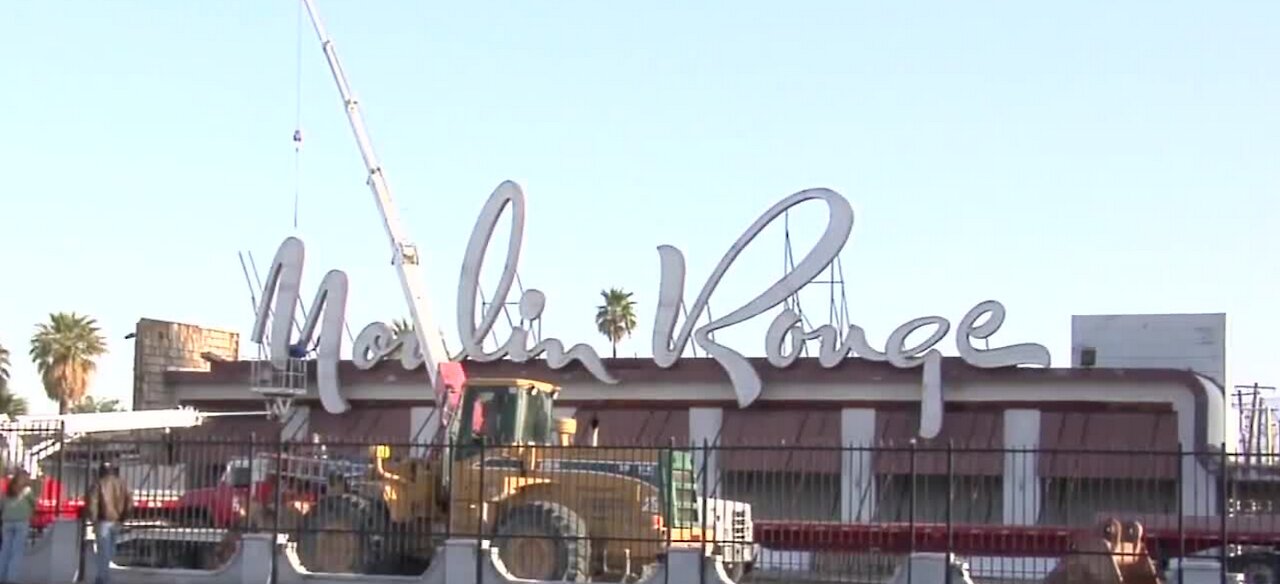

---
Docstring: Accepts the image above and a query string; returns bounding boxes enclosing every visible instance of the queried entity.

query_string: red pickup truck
[171,456,322,528]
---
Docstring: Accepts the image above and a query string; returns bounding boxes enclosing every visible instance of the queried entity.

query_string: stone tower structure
[132,318,240,410]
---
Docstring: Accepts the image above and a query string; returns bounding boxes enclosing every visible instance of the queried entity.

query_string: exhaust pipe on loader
[556,418,577,447]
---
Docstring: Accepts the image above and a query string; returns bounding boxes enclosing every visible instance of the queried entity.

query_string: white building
[1071,312,1227,386]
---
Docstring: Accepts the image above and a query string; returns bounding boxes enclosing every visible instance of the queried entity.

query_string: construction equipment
[280,0,759,580]
[292,377,757,581]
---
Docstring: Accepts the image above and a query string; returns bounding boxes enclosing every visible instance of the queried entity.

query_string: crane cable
[288,1,354,348]
[291,0,304,231]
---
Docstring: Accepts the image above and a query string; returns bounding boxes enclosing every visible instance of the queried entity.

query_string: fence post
[476,439,485,583]
[945,440,954,584]
[271,433,285,584]
[1176,442,1184,584]
[77,439,96,584]
[666,438,674,584]
[701,439,709,584]
[56,420,66,520]
[909,440,917,584]
[246,435,256,534]
[670,438,680,560]
[444,436,452,542]
[1219,443,1228,584]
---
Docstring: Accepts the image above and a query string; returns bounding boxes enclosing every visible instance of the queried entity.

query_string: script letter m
[250,236,351,414]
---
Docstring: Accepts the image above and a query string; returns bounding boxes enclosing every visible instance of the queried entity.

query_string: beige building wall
[132,319,240,410]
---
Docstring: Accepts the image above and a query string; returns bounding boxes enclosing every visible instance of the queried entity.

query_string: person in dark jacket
[84,462,131,584]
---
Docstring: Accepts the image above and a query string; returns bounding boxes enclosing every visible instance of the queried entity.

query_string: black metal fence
[4,432,1280,583]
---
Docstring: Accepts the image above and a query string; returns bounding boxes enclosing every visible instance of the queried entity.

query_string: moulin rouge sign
[250,181,1051,438]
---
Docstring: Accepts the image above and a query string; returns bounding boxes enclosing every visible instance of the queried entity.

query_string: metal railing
[5,433,1279,583]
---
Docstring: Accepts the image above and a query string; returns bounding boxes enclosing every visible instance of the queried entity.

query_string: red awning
[1038,411,1179,479]
[718,409,841,474]
[572,407,689,447]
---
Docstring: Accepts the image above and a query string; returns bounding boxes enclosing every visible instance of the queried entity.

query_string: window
[224,465,252,488]
[473,390,509,444]
[722,470,840,521]
[875,474,1004,524]
[458,388,517,448]
[1039,478,1175,526]
[521,392,554,445]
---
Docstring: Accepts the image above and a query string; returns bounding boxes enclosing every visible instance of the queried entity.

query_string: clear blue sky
[2,1,1276,415]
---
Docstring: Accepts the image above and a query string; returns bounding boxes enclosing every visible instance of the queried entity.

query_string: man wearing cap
[84,461,132,584]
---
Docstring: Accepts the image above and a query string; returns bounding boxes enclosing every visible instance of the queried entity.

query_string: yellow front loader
[292,378,756,582]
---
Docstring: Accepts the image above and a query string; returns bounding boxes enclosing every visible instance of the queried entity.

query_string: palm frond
[29,312,108,413]
[594,288,640,356]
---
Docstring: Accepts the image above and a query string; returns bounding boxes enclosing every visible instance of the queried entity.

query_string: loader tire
[297,494,389,574]
[493,501,591,582]
[722,562,747,582]
[1239,557,1278,584]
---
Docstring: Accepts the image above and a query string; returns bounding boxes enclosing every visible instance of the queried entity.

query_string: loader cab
[452,378,559,460]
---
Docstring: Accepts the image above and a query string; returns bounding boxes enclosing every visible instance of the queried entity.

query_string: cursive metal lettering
[249,236,352,414]
[651,188,855,407]
[956,300,1051,368]
[249,183,1053,436]
[455,181,616,382]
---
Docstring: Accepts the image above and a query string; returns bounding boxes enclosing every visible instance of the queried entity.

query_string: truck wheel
[493,501,590,582]
[297,494,388,574]
[1243,560,1277,584]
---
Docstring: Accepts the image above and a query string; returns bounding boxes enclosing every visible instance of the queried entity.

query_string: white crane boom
[299,0,465,438]
[10,408,213,436]
[0,407,246,477]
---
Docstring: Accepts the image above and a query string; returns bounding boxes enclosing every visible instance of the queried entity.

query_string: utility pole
[1234,383,1278,464]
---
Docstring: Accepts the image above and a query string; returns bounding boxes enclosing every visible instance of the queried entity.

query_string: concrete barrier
[13,525,1251,584]
[76,531,273,584]
[274,540,731,584]
[886,553,1246,584]
[886,553,977,584]
[1165,558,1244,584]
[20,520,728,584]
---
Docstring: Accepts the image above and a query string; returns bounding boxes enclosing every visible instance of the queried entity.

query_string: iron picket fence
[5,431,1280,583]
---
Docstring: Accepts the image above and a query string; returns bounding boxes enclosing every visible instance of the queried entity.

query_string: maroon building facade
[165,355,1227,528]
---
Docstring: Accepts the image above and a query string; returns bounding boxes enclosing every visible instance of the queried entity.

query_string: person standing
[84,462,131,584]
[0,470,38,582]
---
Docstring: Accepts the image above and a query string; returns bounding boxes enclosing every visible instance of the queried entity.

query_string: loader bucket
[1042,518,1163,584]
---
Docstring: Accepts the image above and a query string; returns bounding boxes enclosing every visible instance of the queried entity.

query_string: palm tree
[29,312,108,414]
[0,341,10,393]
[0,391,28,417]
[70,395,122,413]
[595,288,638,358]
[0,343,25,417]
